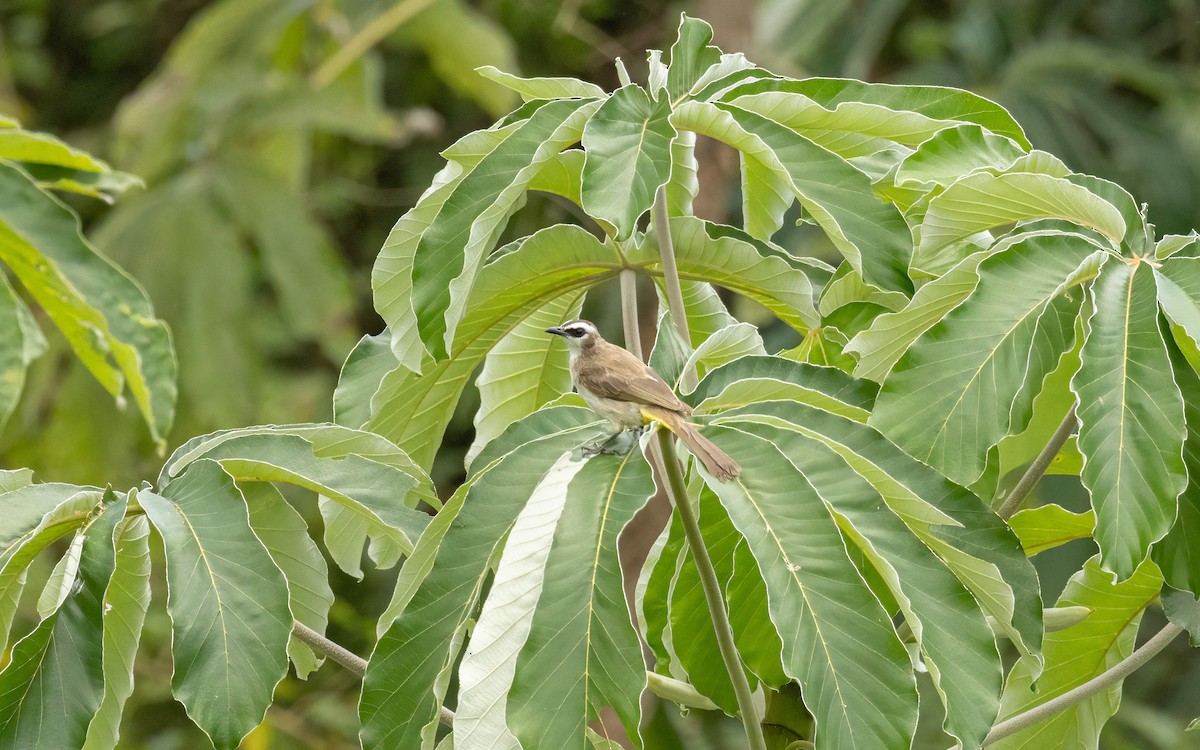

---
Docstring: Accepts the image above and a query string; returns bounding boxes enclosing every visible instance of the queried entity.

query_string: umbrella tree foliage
[1,13,1198,750]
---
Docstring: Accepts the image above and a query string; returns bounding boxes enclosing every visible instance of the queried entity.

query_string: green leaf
[727,416,1005,748]
[469,288,585,465]
[333,332,396,429]
[1162,587,1200,646]
[141,461,291,750]
[678,322,765,388]
[697,425,919,750]
[870,233,1095,485]
[1153,326,1200,593]
[845,251,989,382]
[727,539,788,688]
[360,407,609,749]
[82,514,151,750]
[1073,259,1187,577]
[719,77,1031,148]
[1156,257,1200,346]
[894,123,1026,188]
[665,130,698,216]
[991,557,1162,749]
[581,85,675,239]
[0,275,42,432]
[0,128,112,172]
[374,98,600,363]
[915,172,1126,276]
[1008,505,1096,556]
[0,163,176,443]
[161,424,432,578]
[364,220,818,469]
[1157,232,1200,260]
[672,100,914,293]
[476,65,606,101]
[468,450,654,749]
[0,485,103,654]
[720,400,1044,663]
[687,355,879,421]
[243,482,333,679]
[666,14,722,103]
[0,495,124,749]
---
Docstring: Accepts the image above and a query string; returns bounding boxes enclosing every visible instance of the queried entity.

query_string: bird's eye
[568,328,586,338]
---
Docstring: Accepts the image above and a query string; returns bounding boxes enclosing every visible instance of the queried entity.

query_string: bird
[545,319,741,481]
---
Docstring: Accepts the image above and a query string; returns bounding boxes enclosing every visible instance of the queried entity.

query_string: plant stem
[996,404,1077,520]
[620,268,643,360]
[983,622,1183,745]
[655,430,767,750]
[652,185,697,390]
[291,621,456,727]
[310,0,438,89]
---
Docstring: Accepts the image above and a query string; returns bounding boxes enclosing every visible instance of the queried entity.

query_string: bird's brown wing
[575,344,689,413]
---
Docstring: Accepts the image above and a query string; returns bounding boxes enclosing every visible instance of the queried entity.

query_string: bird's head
[545,319,601,351]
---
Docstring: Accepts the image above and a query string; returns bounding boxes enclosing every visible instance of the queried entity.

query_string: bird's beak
[545,326,565,336]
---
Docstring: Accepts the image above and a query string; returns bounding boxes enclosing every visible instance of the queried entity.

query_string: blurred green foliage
[1,1,1198,747]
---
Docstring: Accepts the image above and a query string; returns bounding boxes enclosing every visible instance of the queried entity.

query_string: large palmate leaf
[361,220,819,469]
[360,407,609,750]
[82,514,151,750]
[718,77,1030,148]
[870,233,1097,485]
[914,172,1126,276]
[458,448,654,750]
[695,424,919,750]
[161,423,432,578]
[1073,259,1187,577]
[141,461,291,750]
[0,162,176,443]
[992,557,1162,749]
[672,99,914,293]
[581,85,675,239]
[0,494,124,748]
[373,97,601,364]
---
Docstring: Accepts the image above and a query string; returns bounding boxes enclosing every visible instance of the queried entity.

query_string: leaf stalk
[996,404,1077,519]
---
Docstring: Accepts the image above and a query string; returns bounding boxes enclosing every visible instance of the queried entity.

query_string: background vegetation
[1,1,1199,747]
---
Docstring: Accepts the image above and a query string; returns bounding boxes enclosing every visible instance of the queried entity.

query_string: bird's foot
[581,429,639,457]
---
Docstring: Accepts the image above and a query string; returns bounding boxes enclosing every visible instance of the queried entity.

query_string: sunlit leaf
[1008,505,1095,556]
[476,65,606,101]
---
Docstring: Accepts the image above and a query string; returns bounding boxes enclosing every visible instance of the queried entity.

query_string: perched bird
[545,319,741,481]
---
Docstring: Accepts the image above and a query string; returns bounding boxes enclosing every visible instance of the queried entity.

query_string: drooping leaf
[893,123,1025,188]
[161,424,433,577]
[686,355,879,421]
[870,233,1096,485]
[243,482,333,679]
[0,162,176,443]
[0,275,44,430]
[478,449,654,749]
[695,424,919,750]
[1156,257,1200,346]
[374,98,600,363]
[1153,325,1200,593]
[991,557,1162,749]
[333,331,397,429]
[0,128,113,173]
[0,494,124,749]
[469,291,584,465]
[717,77,1030,148]
[672,100,914,293]
[82,514,151,750]
[1073,259,1187,578]
[720,412,1004,747]
[914,172,1126,276]
[1008,505,1096,556]
[581,85,675,239]
[360,407,609,750]
[845,250,989,382]
[476,65,606,101]
[141,461,291,750]
[1162,587,1200,646]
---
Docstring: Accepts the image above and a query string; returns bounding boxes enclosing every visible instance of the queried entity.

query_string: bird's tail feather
[646,408,741,481]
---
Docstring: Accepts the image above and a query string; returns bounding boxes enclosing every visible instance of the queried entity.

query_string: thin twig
[309,0,438,89]
[996,404,1077,520]
[655,431,767,750]
[983,622,1184,745]
[291,621,456,727]
[652,185,697,390]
